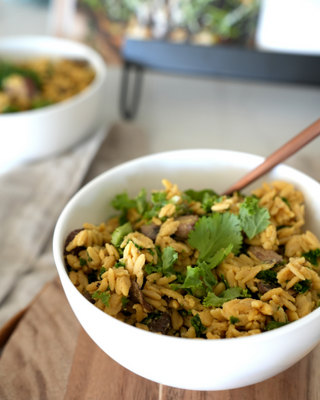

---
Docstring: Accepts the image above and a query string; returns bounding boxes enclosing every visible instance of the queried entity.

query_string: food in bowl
[64,178,320,339]
[0,58,95,113]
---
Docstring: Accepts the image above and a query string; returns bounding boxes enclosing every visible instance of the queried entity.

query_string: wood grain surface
[0,277,319,400]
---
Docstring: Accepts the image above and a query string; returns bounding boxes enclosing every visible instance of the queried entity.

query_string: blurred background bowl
[53,149,320,391]
[0,35,107,173]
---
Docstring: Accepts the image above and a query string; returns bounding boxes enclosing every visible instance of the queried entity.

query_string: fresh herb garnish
[92,291,111,307]
[87,251,93,262]
[79,257,87,266]
[265,321,290,331]
[114,261,126,269]
[302,249,320,266]
[293,279,311,294]
[239,197,270,239]
[99,267,106,279]
[229,316,240,324]
[203,287,251,307]
[256,270,278,285]
[121,297,129,309]
[190,314,206,337]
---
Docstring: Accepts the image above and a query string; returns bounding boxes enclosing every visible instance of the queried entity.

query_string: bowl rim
[0,35,107,118]
[53,148,320,347]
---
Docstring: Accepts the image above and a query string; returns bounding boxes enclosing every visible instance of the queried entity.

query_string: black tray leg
[120,61,144,120]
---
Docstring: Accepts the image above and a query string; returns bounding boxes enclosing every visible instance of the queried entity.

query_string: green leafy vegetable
[111,222,132,247]
[239,197,270,239]
[281,197,290,208]
[188,213,242,260]
[302,249,320,266]
[203,287,251,308]
[121,297,129,309]
[190,314,206,337]
[87,251,93,262]
[135,188,147,215]
[92,291,111,307]
[265,321,290,331]
[229,316,240,324]
[141,311,162,326]
[99,267,106,279]
[293,279,311,294]
[162,246,179,276]
[114,261,126,269]
[184,189,218,213]
[79,257,87,266]
[220,274,230,289]
[256,270,278,285]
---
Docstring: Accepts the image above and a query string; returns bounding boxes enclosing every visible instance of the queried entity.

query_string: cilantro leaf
[143,191,168,220]
[302,249,320,266]
[162,247,178,276]
[79,257,87,266]
[239,197,270,240]
[230,316,240,324]
[111,192,136,211]
[181,266,203,292]
[141,311,162,326]
[184,189,218,213]
[114,261,126,269]
[265,321,290,331]
[92,291,111,307]
[256,270,278,285]
[188,213,242,260]
[220,274,230,289]
[99,267,106,279]
[136,188,147,215]
[121,297,129,309]
[111,222,132,247]
[293,279,311,294]
[203,287,251,307]
[190,314,206,337]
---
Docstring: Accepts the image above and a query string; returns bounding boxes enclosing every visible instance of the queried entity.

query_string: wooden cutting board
[0,276,319,400]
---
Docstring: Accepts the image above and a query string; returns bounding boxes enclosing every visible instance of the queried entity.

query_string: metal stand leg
[120,61,144,120]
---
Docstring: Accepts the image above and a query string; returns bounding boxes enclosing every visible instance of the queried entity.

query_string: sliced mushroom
[83,291,95,304]
[140,223,160,241]
[130,280,154,313]
[257,281,279,295]
[248,246,283,263]
[64,228,85,256]
[175,215,199,239]
[149,312,171,334]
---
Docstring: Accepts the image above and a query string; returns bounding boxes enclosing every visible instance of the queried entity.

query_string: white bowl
[53,149,320,391]
[0,35,107,173]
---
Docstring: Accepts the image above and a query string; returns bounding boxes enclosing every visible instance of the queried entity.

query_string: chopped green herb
[239,197,270,240]
[121,297,129,309]
[135,188,147,215]
[190,314,206,337]
[229,316,240,324]
[87,251,93,262]
[256,270,278,285]
[281,197,290,208]
[114,261,126,269]
[302,249,320,266]
[220,274,230,289]
[203,287,251,308]
[141,311,162,326]
[99,267,106,279]
[265,321,290,331]
[79,257,87,266]
[189,213,242,260]
[293,279,311,294]
[92,291,110,307]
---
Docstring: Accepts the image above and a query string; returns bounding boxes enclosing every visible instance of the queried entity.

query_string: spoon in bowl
[223,118,320,196]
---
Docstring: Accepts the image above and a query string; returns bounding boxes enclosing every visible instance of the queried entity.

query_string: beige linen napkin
[0,127,107,328]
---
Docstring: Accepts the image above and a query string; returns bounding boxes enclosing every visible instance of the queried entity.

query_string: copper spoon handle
[223,118,320,196]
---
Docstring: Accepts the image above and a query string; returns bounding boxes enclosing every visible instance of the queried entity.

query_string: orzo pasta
[65,179,320,339]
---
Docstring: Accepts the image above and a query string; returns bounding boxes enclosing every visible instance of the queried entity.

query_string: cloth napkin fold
[0,127,107,328]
